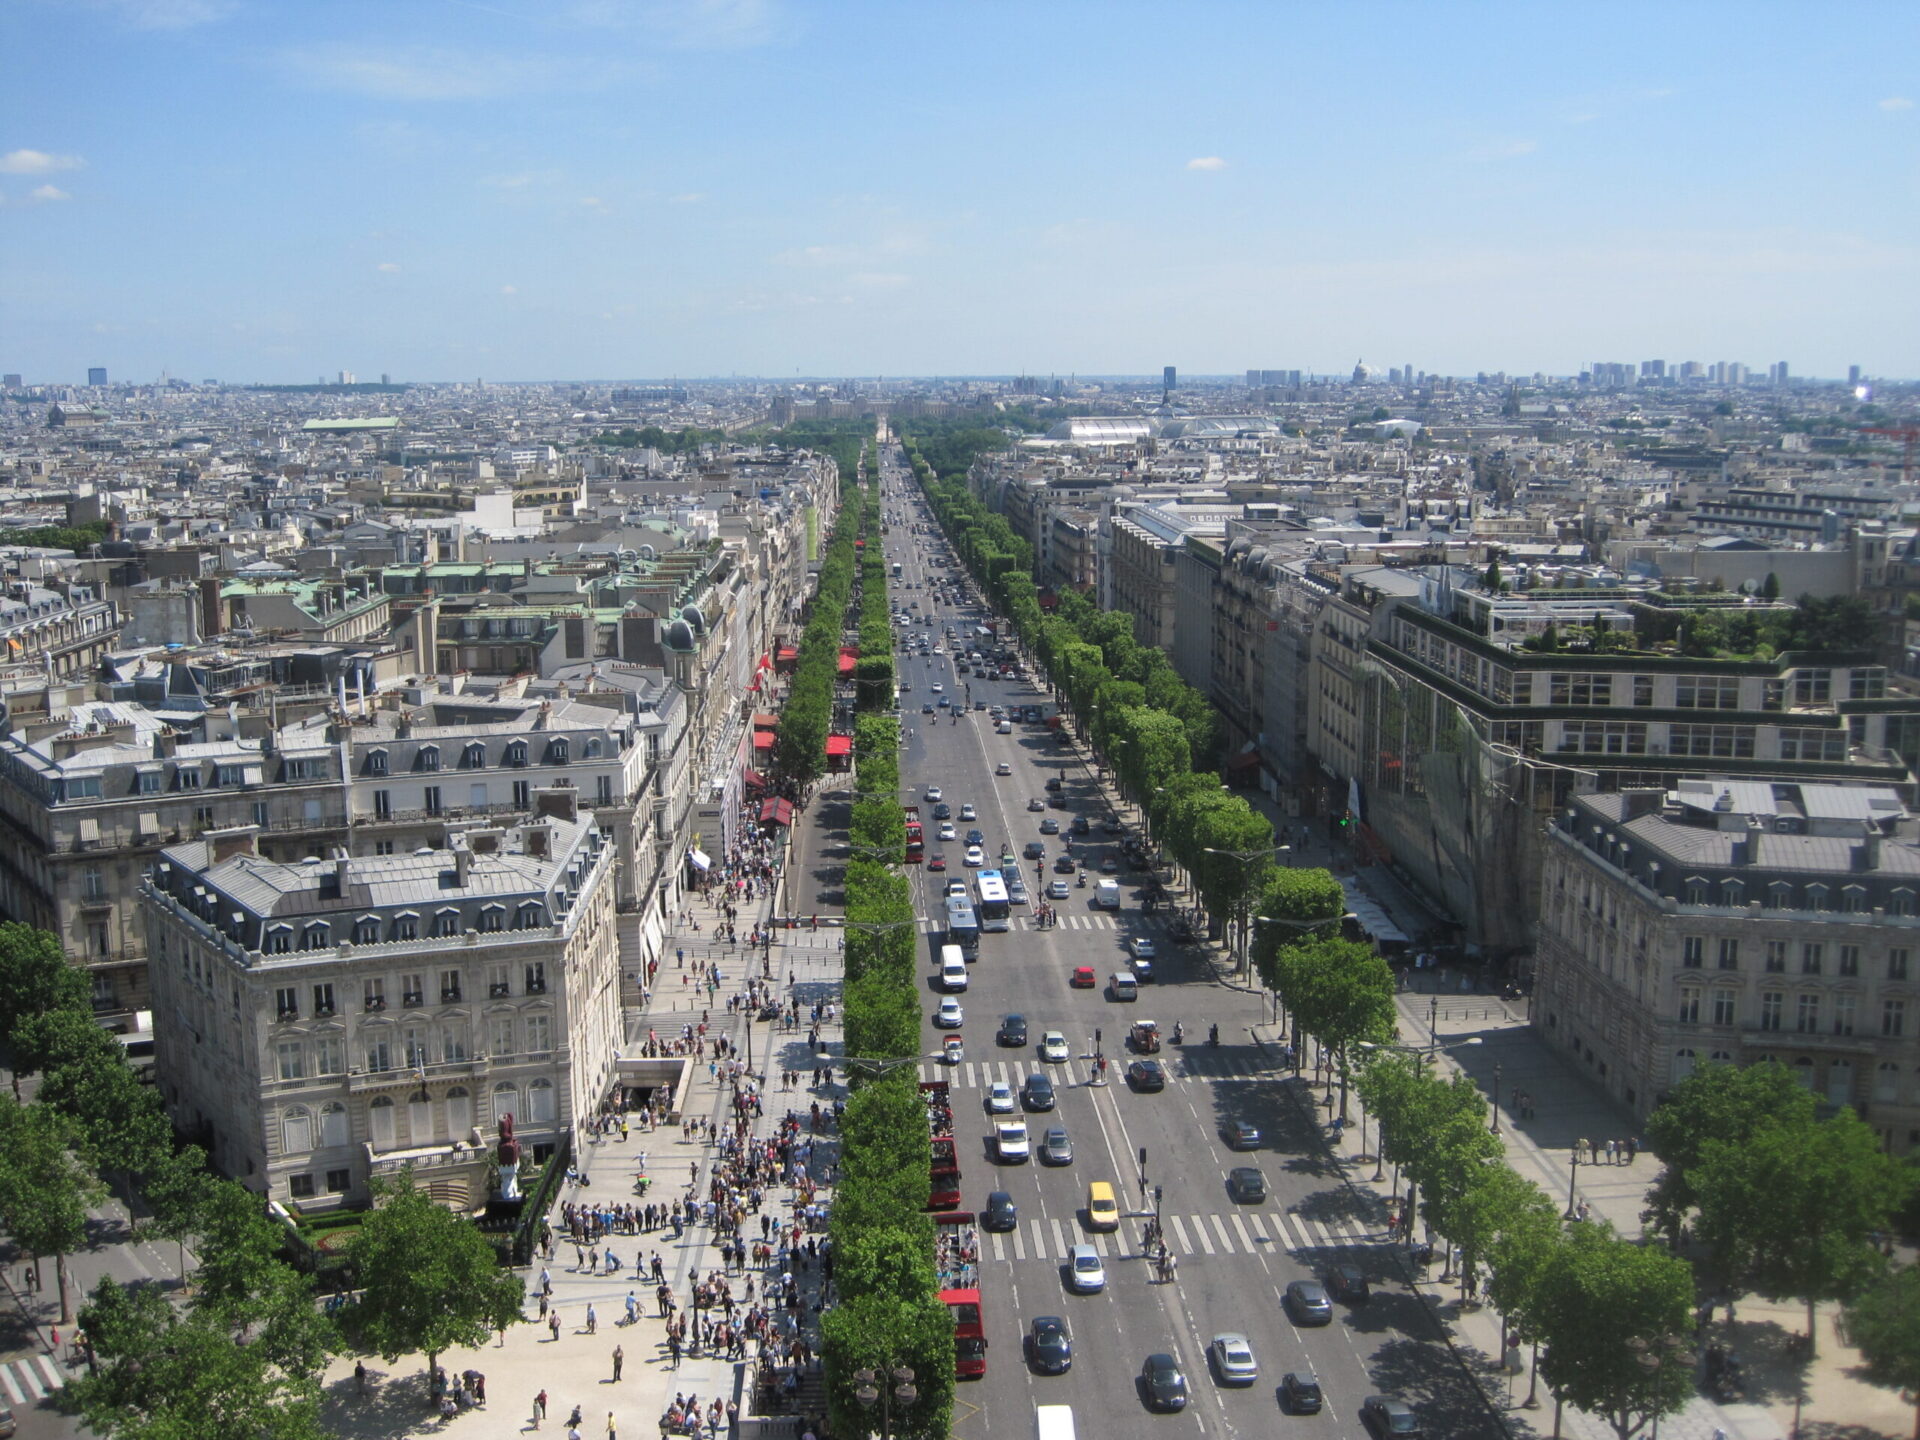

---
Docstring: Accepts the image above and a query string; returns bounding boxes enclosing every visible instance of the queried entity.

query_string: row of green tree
[822,468,953,1440]
[591,425,728,454]
[0,924,523,1440]
[6,520,110,552]
[772,444,875,788]
[904,440,1298,958]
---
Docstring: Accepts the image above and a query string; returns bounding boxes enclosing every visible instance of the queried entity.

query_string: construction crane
[1864,426,1920,486]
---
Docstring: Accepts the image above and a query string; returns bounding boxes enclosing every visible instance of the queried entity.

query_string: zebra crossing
[983,1205,1382,1265]
[915,910,1184,935]
[0,1352,67,1405]
[916,1053,1283,1087]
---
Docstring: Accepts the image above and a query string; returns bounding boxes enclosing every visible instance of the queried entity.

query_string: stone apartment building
[1535,783,1920,1154]
[142,797,619,1209]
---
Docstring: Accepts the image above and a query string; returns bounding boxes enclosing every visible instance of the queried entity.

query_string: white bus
[974,870,1011,932]
[1035,1405,1076,1440]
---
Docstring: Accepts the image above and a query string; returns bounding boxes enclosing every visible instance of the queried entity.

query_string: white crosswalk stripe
[983,1205,1385,1265]
[0,1354,67,1404]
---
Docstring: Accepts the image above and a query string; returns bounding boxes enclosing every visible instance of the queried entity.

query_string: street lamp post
[1490,1061,1503,1135]
[1564,1146,1582,1220]
[853,1364,917,1440]
[1252,911,1342,1037]
[1204,845,1296,977]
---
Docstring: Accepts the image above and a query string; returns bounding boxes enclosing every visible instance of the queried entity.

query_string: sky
[4,0,1919,385]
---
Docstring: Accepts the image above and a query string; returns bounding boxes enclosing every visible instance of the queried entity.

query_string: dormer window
[462,743,487,770]
[353,916,381,945]
[516,902,546,929]
[505,741,528,768]
[366,749,389,776]
[583,737,603,759]
[478,906,506,933]
[416,746,440,773]
[301,922,330,951]
[545,739,569,765]
[434,908,461,938]
[265,925,293,954]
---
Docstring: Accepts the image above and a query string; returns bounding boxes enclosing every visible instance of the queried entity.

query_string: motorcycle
[1076,872,1086,888]
[1171,1023,1184,1045]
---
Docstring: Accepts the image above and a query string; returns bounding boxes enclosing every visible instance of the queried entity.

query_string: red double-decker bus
[903,805,924,864]
[941,1288,986,1378]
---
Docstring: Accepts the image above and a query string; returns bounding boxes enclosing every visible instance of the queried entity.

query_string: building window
[1716,939,1739,971]
[1673,1049,1697,1082]
[1802,943,1824,975]
[1711,989,1737,1026]
[1558,720,1647,754]
[276,1041,304,1080]
[287,1173,316,1199]
[416,746,440,773]
[354,917,379,945]
[433,910,460,939]
[1765,941,1787,973]
[1778,727,1846,762]
[1760,991,1784,1031]
[490,1017,515,1056]
[1765,885,1793,912]
[1804,885,1830,913]
[314,1036,344,1075]
[1678,986,1701,1024]
[1675,676,1740,710]
[1685,879,1708,906]
[439,969,462,1002]
[1884,1000,1907,1038]
[492,1080,520,1120]
[81,867,106,901]
[275,985,298,1019]
[513,780,530,808]
[478,907,504,933]
[524,960,546,994]
[1835,994,1856,1036]
[365,1034,392,1072]
[526,1077,556,1124]
[1839,945,1860,977]
[1876,1063,1900,1104]
[1549,674,1612,706]
[1682,937,1704,969]
[1632,676,1653,707]
[139,769,162,794]
[175,768,200,790]
[312,983,335,1016]
[392,913,417,941]
[402,972,425,1005]
[302,923,330,951]
[442,1026,468,1063]
[326,1168,351,1194]
[266,926,293,955]
[1842,886,1869,914]
[423,786,442,816]
[1891,949,1911,981]
[1668,724,1756,759]
[515,903,545,930]
[369,1095,395,1148]
[584,737,603,759]
[320,1103,349,1148]
[1721,881,1745,909]
[1793,669,1832,705]
[526,1014,550,1053]
[1796,993,1821,1034]
[597,775,614,805]
[487,963,511,998]
[366,749,388,776]
[462,743,487,770]
[364,977,385,1011]
[373,789,391,820]
[1892,890,1916,918]
[1850,669,1888,700]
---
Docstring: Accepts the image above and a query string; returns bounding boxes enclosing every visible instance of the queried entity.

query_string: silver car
[1209,1333,1258,1386]
[1066,1243,1106,1294]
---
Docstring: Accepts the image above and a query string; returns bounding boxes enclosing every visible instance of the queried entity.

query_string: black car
[1045,776,1064,791]
[1023,840,1047,860]
[1126,1059,1166,1092]
[965,828,986,846]
[1326,1263,1371,1303]
[1280,1371,1325,1415]
[997,1013,1028,1047]
[1140,1353,1189,1411]
[1360,1396,1422,1438]
[1070,814,1091,835]
[1027,1316,1071,1375]
[1285,1280,1334,1326]
[1053,854,1077,873]
[932,803,953,820]
[1223,1120,1262,1150]
[1226,1166,1267,1203]
[1021,1073,1057,1111]
[983,1191,1017,1232]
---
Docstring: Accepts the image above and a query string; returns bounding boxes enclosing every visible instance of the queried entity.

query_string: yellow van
[1086,1181,1120,1232]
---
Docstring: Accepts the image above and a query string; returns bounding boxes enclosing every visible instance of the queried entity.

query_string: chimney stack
[207,824,259,864]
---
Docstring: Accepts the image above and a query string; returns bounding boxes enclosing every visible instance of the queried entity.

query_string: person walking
[586,1303,598,1335]
[549,1311,562,1342]
[533,1389,548,1428]
[607,1412,617,1440]
[612,1345,624,1382]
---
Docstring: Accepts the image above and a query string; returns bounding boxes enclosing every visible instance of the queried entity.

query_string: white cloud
[1881,97,1914,112]
[500,285,518,295]
[30,185,72,202]
[1185,156,1227,172]
[568,0,784,48]
[579,196,606,209]
[70,0,237,28]
[377,262,402,273]
[668,191,706,205]
[0,149,84,175]
[278,44,622,101]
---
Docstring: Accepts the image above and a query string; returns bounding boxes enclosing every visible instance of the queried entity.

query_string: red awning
[825,734,852,757]
[743,766,768,791]
[837,649,857,675]
[757,653,771,671]
[746,679,761,693]
[758,797,795,827]
[753,713,780,730]
[776,646,797,661]
[752,731,775,751]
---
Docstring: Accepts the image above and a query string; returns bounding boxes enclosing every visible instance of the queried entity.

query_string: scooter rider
[1207,1023,1219,1047]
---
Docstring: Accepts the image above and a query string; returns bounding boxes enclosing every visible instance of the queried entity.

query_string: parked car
[1360,1396,1422,1438]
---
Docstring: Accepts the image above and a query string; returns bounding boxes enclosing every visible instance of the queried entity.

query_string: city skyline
[4,0,1918,382]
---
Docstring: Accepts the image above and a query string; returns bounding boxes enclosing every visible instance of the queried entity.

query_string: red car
[929,853,947,871]
[1069,966,1097,989]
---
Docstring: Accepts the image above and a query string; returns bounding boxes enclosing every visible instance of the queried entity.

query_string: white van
[1094,878,1121,910]
[940,956,970,992]
[1035,1405,1076,1440]
[1109,972,1138,1001]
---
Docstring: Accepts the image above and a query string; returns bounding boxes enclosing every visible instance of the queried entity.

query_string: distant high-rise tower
[2,374,20,390]
[1771,361,1790,386]
[87,367,107,387]
[1162,366,1177,394]
[1849,365,1862,386]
